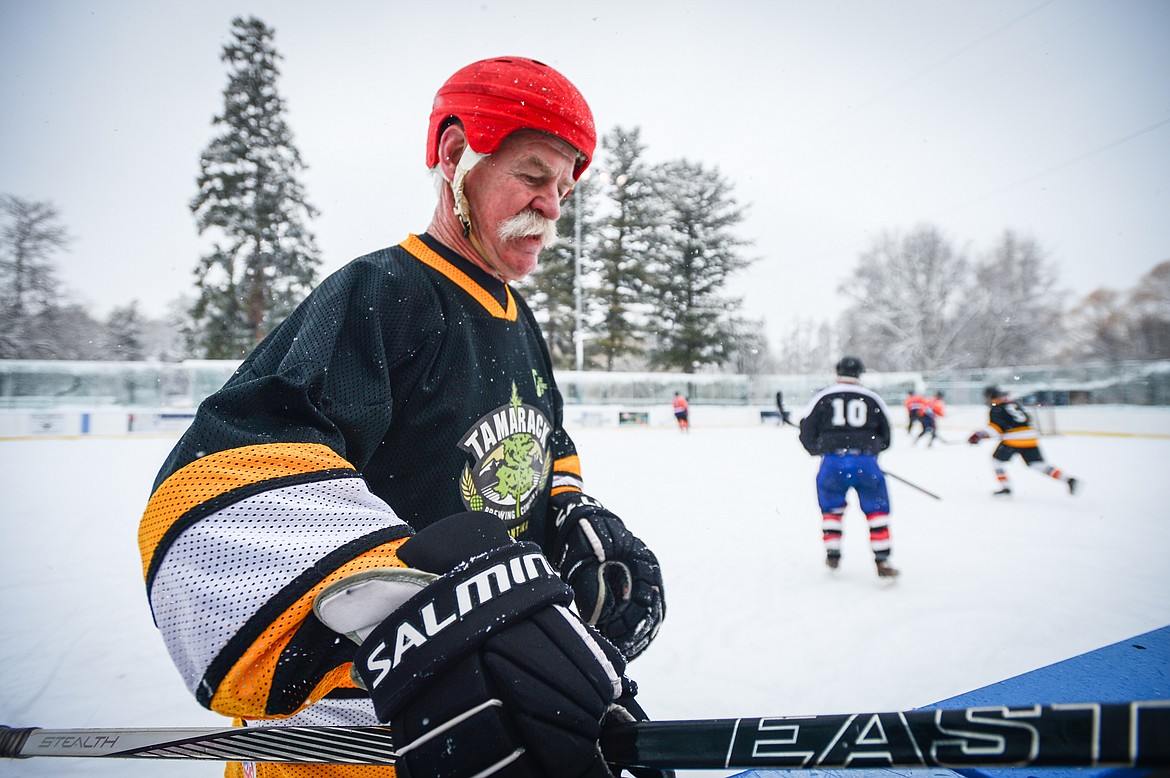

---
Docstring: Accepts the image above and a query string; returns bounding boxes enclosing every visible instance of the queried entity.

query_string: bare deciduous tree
[0,194,78,358]
[838,224,969,371]
[1128,260,1170,360]
[1062,288,1130,362]
[957,230,1065,367]
[0,194,70,318]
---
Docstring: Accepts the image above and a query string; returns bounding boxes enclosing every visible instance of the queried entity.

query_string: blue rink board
[732,624,1169,778]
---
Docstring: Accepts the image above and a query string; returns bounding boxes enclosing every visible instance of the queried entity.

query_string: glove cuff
[549,491,620,558]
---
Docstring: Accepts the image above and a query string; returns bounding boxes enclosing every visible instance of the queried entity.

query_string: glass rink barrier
[1,359,1167,437]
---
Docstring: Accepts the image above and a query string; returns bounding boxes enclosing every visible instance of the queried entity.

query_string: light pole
[573,170,589,373]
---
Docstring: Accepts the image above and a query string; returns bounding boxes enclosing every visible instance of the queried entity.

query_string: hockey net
[1025,403,1059,436]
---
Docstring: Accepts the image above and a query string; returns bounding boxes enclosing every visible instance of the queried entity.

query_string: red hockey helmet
[426,56,596,180]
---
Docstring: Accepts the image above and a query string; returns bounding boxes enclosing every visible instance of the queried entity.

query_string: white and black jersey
[799,382,892,456]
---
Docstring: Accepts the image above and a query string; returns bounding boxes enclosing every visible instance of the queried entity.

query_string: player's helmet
[836,356,865,378]
[426,56,596,180]
[983,385,1003,401]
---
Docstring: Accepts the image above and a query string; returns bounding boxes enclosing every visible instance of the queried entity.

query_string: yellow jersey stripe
[139,442,356,580]
[400,234,518,321]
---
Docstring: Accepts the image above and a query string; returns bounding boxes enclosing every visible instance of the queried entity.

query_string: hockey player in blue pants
[799,357,899,579]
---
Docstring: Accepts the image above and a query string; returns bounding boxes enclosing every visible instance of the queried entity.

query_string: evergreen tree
[190,16,320,359]
[592,127,659,371]
[105,301,146,361]
[648,159,752,373]
[517,173,599,371]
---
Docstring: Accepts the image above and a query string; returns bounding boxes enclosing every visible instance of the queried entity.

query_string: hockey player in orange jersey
[904,392,926,435]
[672,392,690,431]
[915,391,946,446]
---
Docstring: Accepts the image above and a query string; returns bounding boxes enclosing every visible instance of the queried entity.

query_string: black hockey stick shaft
[789,414,943,499]
[3,700,1168,769]
[602,700,1170,770]
[786,419,943,499]
[883,468,942,500]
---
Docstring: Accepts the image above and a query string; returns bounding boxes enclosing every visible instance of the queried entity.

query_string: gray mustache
[498,210,559,246]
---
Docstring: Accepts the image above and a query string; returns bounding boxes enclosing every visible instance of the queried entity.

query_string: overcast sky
[2,0,1167,350]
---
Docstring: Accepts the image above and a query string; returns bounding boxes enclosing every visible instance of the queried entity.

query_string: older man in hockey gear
[139,56,667,778]
[799,357,898,579]
[969,386,1079,497]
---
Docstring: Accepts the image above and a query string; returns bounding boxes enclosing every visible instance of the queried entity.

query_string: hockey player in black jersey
[798,357,899,579]
[138,57,668,778]
[969,385,1079,496]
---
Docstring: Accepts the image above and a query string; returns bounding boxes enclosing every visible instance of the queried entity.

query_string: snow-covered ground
[2,405,1168,777]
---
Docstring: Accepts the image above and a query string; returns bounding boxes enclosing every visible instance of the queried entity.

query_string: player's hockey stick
[603,700,1169,769]
[883,469,942,500]
[3,700,1167,769]
[785,418,942,500]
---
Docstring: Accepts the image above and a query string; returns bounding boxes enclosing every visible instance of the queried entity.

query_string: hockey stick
[883,469,942,500]
[0,723,397,764]
[3,700,1167,769]
[603,700,1170,769]
[790,419,941,500]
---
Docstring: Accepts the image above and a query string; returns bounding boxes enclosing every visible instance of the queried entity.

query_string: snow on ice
[2,404,1168,777]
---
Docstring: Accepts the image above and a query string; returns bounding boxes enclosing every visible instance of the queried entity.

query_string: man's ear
[436,123,467,183]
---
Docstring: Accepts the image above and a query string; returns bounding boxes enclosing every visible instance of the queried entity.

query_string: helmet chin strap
[451,146,485,238]
[449,146,505,280]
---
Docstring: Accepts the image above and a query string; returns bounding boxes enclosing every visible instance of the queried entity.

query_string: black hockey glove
[548,492,665,660]
[315,511,657,778]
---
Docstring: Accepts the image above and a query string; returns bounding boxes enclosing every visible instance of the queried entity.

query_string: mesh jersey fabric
[138,234,589,776]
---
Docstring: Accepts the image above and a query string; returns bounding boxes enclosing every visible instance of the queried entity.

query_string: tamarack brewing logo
[459,382,552,536]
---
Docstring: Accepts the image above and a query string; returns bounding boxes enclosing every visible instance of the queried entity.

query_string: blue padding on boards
[731,625,1169,778]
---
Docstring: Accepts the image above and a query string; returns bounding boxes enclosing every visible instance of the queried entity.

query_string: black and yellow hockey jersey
[138,234,589,776]
[985,399,1040,448]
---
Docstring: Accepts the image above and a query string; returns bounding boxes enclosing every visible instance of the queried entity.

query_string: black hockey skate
[1068,478,1079,495]
[992,486,1012,496]
[875,559,899,579]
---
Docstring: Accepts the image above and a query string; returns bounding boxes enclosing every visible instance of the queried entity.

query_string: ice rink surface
[2,405,1168,777]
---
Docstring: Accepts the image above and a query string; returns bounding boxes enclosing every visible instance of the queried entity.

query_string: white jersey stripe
[151,477,406,693]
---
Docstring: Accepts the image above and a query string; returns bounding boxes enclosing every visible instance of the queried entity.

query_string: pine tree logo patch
[458,382,552,534]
